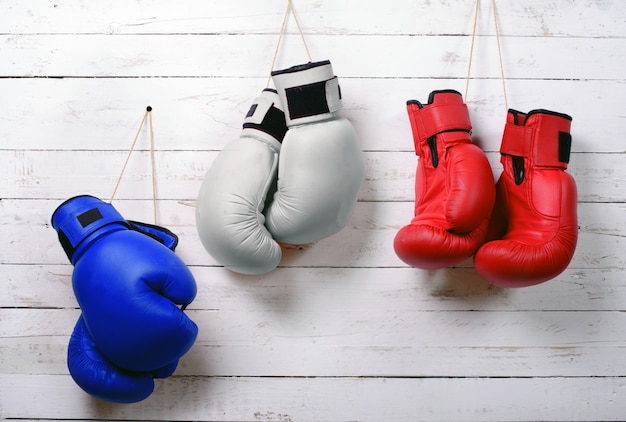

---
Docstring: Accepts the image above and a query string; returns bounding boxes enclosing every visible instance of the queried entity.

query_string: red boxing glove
[394,90,495,270]
[474,109,578,287]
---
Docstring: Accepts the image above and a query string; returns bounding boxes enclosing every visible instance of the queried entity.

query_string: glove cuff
[241,88,286,148]
[52,195,129,264]
[271,60,343,126]
[501,108,572,169]
[51,195,179,264]
[406,90,472,155]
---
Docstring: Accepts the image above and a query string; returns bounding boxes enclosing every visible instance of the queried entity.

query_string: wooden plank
[4,309,626,355]
[3,304,626,377]
[2,34,624,81]
[0,78,622,153]
[1,150,623,202]
[4,265,625,312]
[5,332,626,378]
[1,374,625,421]
[0,200,623,268]
[3,0,624,38]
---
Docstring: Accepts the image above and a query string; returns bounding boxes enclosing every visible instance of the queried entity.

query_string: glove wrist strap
[272,60,343,126]
[502,109,572,169]
[406,90,472,155]
[51,195,129,264]
[241,88,287,146]
[51,195,180,263]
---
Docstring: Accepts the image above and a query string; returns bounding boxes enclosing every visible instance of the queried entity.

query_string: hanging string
[266,2,291,87]
[266,0,313,87]
[289,0,313,62]
[491,0,508,110]
[147,107,157,224]
[109,106,158,224]
[464,0,508,111]
[464,0,480,101]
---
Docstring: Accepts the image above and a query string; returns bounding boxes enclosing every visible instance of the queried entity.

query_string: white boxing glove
[265,60,366,245]
[196,89,287,275]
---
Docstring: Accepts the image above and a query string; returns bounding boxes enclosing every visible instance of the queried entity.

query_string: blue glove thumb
[68,315,167,403]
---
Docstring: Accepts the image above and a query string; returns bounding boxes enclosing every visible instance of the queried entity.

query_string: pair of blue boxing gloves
[51,195,198,403]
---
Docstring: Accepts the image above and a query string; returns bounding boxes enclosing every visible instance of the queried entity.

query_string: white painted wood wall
[1,0,625,420]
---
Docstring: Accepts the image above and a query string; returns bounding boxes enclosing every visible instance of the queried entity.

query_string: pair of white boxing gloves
[196,60,366,275]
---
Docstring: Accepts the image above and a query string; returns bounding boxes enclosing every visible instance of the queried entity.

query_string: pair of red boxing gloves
[394,89,578,287]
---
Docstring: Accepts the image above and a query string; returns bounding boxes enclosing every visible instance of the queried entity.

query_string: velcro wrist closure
[501,123,533,157]
[272,60,343,124]
[242,89,287,143]
[408,102,472,142]
[51,195,128,263]
[502,118,571,169]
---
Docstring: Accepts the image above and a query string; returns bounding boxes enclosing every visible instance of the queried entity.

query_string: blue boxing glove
[51,195,198,402]
[68,315,178,403]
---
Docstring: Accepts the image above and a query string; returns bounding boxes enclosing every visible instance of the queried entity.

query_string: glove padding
[196,89,285,275]
[264,60,366,245]
[474,109,578,287]
[68,316,177,403]
[394,90,495,269]
[52,195,198,402]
